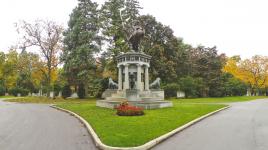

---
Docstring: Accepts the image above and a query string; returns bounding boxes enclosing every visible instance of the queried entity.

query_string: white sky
[1,0,268,58]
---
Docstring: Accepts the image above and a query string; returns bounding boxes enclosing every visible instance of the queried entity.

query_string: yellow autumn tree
[223,55,268,95]
[2,49,18,90]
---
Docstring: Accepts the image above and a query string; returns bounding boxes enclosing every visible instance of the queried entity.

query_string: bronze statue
[128,23,145,52]
[120,11,145,52]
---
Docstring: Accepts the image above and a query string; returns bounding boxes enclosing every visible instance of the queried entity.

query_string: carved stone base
[96,100,173,110]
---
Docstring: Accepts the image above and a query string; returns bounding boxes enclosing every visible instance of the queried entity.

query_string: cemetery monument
[97,20,173,109]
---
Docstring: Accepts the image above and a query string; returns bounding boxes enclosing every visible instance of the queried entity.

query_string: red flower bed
[115,101,144,116]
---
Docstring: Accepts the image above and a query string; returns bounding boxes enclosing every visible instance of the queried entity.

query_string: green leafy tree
[16,51,41,93]
[138,15,190,83]
[179,76,205,98]
[187,46,226,97]
[16,20,63,95]
[2,49,18,92]
[222,73,247,96]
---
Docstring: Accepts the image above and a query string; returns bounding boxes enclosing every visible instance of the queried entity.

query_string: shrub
[53,83,62,97]
[116,102,144,116]
[179,76,205,98]
[9,87,29,96]
[163,83,180,98]
[62,85,72,99]
[0,86,5,96]
[78,84,86,99]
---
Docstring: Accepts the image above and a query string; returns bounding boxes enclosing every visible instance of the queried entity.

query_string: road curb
[50,105,230,150]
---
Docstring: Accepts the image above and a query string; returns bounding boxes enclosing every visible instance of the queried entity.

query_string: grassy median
[58,101,225,147]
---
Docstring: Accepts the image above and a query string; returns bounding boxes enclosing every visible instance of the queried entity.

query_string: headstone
[177,91,185,98]
[246,89,251,96]
[71,92,78,98]
[58,91,62,97]
[39,90,43,96]
[49,91,54,98]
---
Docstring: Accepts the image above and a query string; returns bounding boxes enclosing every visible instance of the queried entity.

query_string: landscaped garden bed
[116,101,144,116]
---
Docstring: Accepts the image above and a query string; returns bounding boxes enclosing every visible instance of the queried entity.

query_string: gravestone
[177,91,185,98]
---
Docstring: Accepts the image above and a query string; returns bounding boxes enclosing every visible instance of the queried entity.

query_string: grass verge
[174,96,267,103]
[5,96,94,104]
[0,96,15,99]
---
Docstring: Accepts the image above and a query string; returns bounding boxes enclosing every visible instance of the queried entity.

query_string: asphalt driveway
[0,99,97,150]
[153,99,268,150]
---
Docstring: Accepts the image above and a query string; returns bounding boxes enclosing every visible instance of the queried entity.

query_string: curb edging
[50,105,230,150]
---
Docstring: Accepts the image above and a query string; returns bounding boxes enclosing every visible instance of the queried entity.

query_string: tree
[223,55,268,95]
[221,73,247,96]
[179,76,205,98]
[138,15,190,83]
[186,46,226,97]
[16,20,63,94]
[99,0,143,80]
[62,0,101,96]
[0,52,6,86]
[16,51,42,93]
[101,0,141,54]
[1,49,18,92]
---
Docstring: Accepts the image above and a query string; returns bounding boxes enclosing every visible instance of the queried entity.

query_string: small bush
[9,87,29,96]
[163,83,180,98]
[0,86,5,96]
[116,102,144,116]
[78,84,86,99]
[62,85,72,99]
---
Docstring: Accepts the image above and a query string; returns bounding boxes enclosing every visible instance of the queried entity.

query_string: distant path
[0,98,97,150]
[153,99,268,150]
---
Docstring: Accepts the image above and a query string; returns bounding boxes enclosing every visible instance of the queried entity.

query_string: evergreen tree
[62,0,101,96]
[100,0,142,79]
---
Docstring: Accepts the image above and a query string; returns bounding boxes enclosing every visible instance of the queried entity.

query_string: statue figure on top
[120,11,145,52]
[128,22,145,52]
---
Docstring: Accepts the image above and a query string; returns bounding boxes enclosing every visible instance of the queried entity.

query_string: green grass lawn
[5,96,266,147]
[5,96,93,104]
[58,101,225,147]
[174,96,267,103]
[0,96,15,99]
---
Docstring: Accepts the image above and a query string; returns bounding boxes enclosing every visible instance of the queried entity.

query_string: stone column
[118,66,122,91]
[145,65,149,91]
[137,64,142,91]
[124,64,129,90]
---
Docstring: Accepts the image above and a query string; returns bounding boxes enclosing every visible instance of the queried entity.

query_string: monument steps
[141,97,164,101]
[105,97,127,101]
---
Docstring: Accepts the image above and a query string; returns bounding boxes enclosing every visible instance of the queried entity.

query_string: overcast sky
[1,0,268,58]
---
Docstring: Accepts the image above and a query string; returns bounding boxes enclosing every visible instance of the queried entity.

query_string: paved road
[0,99,97,150]
[153,99,268,150]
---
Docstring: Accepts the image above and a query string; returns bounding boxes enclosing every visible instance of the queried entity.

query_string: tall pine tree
[62,0,101,96]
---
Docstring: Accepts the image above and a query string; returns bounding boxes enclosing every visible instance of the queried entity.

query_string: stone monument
[97,20,173,109]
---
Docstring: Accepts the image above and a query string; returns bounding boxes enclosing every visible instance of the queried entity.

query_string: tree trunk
[84,83,89,98]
